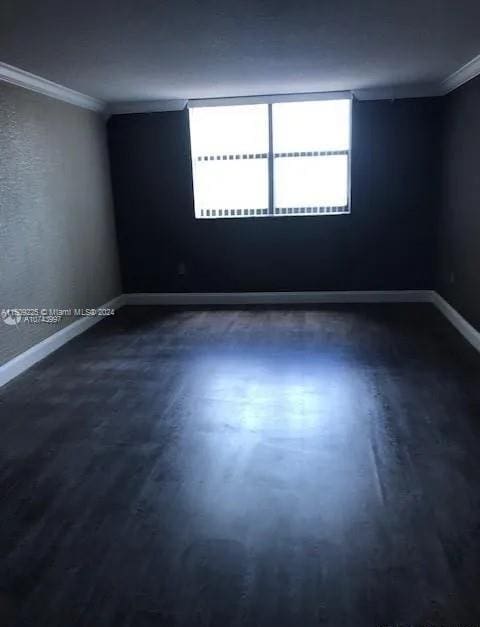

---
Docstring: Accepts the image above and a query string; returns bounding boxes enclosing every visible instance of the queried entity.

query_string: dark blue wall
[437,74,480,329]
[108,98,441,293]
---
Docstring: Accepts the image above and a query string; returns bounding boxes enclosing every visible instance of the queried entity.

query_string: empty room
[1,1,480,625]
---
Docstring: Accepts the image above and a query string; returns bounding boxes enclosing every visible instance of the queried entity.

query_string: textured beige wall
[0,82,121,366]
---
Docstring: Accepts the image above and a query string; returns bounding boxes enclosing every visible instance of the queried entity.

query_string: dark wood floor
[1,304,480,626]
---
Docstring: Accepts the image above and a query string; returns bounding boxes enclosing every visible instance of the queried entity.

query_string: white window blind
[189,97,351,219]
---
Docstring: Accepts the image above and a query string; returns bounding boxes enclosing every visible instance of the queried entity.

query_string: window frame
[188,92,352,219]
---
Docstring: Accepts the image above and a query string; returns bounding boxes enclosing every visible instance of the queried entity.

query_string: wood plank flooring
[1,304,480,626]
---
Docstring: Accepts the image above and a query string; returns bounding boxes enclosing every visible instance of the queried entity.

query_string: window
[189,97,351,219]
[189,105,269,218]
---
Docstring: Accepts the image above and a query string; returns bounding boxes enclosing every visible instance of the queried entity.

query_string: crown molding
[3,49,480,116]
[107,85,438,115]
[0,61,105,112]
[108,84,446,115]
[439,53,480,95]
[353,82,441,101]
[106,51,480,114]
[107,99,188,115]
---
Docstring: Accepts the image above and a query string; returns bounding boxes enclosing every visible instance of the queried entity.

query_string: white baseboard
[1,289,479,389]
[431,292,480,353]
[125,290,433,306]
[124,290,479,354]
[0,295,125,388]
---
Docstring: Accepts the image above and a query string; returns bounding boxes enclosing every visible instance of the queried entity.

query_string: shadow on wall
[436,73,480,330]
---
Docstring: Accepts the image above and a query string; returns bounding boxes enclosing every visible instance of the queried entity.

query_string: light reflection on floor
[178,350,376,539]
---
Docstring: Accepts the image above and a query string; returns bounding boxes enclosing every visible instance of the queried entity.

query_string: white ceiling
[1,0,480,104]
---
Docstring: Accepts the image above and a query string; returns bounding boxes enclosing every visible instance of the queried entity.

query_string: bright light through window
[189,97,351,219]
[272,100,351,152]
[189,105,269,218]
